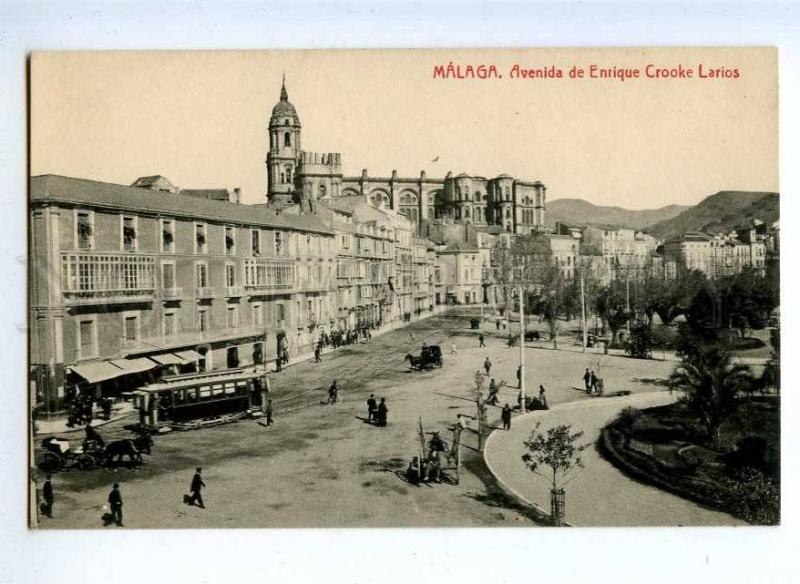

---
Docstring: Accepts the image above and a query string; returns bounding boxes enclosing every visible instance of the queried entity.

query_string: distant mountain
[545,198,689,230]
[649,191,779,241]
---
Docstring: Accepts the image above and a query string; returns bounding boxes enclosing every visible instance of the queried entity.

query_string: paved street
[36,309,738,528]
[484,393,747,526]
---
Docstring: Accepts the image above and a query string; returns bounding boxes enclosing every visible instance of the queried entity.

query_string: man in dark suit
[108,483,123,526]
[42,474,54,518]
[187,467,206,508]
[367,394,377,423]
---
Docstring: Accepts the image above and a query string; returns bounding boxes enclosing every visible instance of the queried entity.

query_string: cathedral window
[284,132,291,147]
[320,184,326,198]
[285,167,292,183]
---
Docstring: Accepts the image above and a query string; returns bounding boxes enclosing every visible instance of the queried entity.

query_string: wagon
[404,345,444,370]
[36,436,105,473]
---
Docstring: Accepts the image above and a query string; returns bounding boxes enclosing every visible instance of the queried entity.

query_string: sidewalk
[35,401,136,436]
[483,391,746,526]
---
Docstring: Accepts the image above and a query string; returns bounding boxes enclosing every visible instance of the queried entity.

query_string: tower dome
[270,78,301,126]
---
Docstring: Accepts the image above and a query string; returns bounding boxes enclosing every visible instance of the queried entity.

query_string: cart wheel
[36,451,63,473]
[76,453,97,470]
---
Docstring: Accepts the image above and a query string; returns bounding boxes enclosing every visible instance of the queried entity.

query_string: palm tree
[669,347,753,444]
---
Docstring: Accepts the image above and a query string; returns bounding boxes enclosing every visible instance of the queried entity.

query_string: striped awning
[149,353,187,366]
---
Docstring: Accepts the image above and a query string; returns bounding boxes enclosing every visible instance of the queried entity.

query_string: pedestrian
[265,399,274,426]
[455,413,468,432]
[517,390,523,410]
[407,456,422,485]
[275,356,282,372]
[327,380,339,404]
[42,474,54,518]
[260,375,271,409]
[108,483,123,526]
[583,368,592,393]
[590,370,598,394]
[314,345,322,363]
[451,343,458,355]
[377,398,388,427]
[517,365,522,388]
[501,403,512,430]
[487,378,498,405]
[539,384,547,408]
[367,394,377,423]
[101,397,112,421]
[187,467,206,508]
[484,357,492,376]
[478,333,485,348]
[495,319,500,331]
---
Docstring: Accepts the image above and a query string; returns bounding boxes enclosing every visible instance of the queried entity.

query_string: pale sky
[31,48,778,209]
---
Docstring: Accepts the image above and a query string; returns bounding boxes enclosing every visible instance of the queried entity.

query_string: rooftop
[30,175,333,235]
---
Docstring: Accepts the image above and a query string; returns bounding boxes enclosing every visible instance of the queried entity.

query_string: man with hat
[187,467,206,508]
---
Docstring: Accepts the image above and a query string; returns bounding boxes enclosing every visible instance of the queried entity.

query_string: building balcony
[162,287,183,300]
[243,257,297,294]
[195,286,216,299]
[120,323,266,355]
[225,285,245,297]
[61,251,156,305]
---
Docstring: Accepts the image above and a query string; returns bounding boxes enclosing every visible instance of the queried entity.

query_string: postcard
[28,48,778,529]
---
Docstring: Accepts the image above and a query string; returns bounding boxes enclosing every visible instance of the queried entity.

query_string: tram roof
[138,370,260,392]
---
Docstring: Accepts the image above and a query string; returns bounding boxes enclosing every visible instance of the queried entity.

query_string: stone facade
[264,81,546,234]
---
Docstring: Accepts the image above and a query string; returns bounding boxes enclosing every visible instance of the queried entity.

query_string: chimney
[233,188,241,204]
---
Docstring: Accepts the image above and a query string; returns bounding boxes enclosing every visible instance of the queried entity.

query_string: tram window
[185,388,198,402]
[174,390,185,404]
[211,384,224,396]
[199,386,211,399]
[224,383,236,395]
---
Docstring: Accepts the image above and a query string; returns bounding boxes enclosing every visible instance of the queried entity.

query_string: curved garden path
[484,391,747,526]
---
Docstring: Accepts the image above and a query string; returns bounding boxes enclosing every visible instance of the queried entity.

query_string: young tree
[669,345,754,443]
[522,423,589,525]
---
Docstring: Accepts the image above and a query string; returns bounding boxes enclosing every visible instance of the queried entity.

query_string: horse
[132,432,153,455]
[405,353,426,370]
[105,439,143,466]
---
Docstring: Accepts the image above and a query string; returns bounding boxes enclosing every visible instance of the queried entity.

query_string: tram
[132,369,261,424]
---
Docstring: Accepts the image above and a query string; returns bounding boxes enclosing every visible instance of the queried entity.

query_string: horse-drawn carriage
[36,432,153,473]
[405,345,443,370]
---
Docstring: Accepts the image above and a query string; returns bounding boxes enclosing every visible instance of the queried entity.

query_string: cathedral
[266,79,546,234]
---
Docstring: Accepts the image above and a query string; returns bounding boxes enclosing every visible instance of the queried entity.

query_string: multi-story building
[263,80,546,234]
[320,198,397,330]
[412,237,438,314]
[662,233,713,275]
[29,174,337,414]
[576,224,657,277]
[437,241,492,305]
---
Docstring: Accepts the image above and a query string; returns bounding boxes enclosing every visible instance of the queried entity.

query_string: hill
[545,198,689,230]
[649,191,779,241]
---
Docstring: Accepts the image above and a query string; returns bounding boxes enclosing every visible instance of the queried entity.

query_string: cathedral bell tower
[266,76,302,204]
